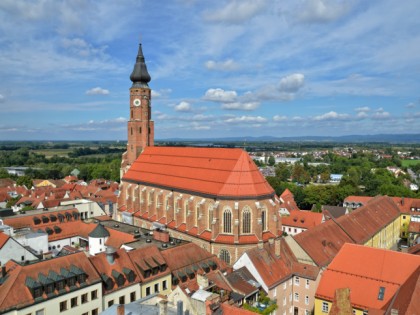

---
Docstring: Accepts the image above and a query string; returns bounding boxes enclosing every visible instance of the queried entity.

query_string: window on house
[289,293,292,302]
[163,280,167,290]
[81,293,88,304]
[92,308,98,315]
[154,283,159,293]
[70,297,78,308]
[59,301,67,312]
[242,207,251,234]
[305,311,310,315]
[295,276,300,285]
[223,209,232,233]
[306,279,310,288]
[146,287,151,296]
[283,297,286,306]
[322,302,329,313]
[35,309,45,315]
[119,296,125,304]
[108,300,114,307]
[130,291,136,302]
[283,282,287,290]
[91,290,98,300]
[219,249,231,264]
[305,295,309,305]
[294,293,299,301]
[363,311,368,315]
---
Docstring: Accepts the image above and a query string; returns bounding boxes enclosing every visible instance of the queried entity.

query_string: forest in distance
[0,140,419,211]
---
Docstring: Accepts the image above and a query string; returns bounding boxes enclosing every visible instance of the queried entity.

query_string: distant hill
[159,134,420,144]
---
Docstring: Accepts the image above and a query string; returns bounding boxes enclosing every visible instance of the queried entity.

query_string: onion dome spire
[130,43,151,88]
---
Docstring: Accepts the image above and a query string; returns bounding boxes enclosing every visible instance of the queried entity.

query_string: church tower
[122,43,154,172]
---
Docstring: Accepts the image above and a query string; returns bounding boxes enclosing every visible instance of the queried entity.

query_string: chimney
[159,300,168,315]
[275,238,281,257]
[177,300,183,315]
[257,241,264,249]
[106,246,117,265]
[117,304,124,315]
[197,272,209,289]
[391,309,399,315]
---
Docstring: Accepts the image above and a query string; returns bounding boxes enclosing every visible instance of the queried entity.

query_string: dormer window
[123,268,135,283]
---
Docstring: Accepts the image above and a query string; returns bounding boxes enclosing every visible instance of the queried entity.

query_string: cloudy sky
[0,0,419,141]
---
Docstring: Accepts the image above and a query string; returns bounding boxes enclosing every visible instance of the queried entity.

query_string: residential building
[233,238,320,315]
[315,243,420,315]
[281,210,323,236]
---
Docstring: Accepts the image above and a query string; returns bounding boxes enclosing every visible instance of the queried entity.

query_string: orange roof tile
[122,147,275,199]
[214,234,235,244]
[0,232,9,249]
[316,243,420,311]
[282,210,323,229]
[238,234,259,244]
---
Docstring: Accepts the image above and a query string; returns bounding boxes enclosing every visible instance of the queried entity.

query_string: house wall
[363,216,400,250]
[282,225,306,236]
[3,283,103,315]
[0,238,38,265]
[141,274,171,298]
[102,283,141,310]
[314,298,332,315]
[400,213,410,238]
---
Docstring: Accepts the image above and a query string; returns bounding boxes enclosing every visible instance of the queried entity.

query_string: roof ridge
[327,267,401,286]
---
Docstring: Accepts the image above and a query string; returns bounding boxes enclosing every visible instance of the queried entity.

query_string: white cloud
[203,0,267,24]
[174,101,192,112]
[298,0,352,24]
[273,115,288,121]
[371,111,391,120]
[86,87,110,95]
[279,73,305,93]
[190,122,211,130]
[224,115,267,123]
[204,88,238,102]
[205,59,239,71]
[355,106,370,112]
[313,111,350,121]
[0,94,4,102]
[221,102,260,111]
[356,112,368,119]
[405,102,416,108]
[152,89,172,98]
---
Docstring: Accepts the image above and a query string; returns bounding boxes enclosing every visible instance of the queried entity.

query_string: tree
[16,176,33,189]
[268,156,276,166]
[275,163,291,181]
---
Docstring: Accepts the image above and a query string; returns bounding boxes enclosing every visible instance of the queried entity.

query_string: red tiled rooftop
[282,210,323,229]
[122,147,275,199]
[214,234,235,244]
[316,243,420,310]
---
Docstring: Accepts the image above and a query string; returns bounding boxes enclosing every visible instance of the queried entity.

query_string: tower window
[261,209,267,231]
[131,110,133,119]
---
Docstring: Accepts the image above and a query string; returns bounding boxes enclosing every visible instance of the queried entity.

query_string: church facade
[116,44,281,264]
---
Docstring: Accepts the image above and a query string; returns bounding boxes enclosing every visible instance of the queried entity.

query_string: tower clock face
[133,98,141,107]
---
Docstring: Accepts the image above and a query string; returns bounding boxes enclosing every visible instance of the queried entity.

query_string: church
[116,43,281,264]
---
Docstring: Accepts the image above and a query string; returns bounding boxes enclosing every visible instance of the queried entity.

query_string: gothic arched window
[220,249,231,264]
[261,208,267,231]
[223,209,232,234]
[242,207,251,234]
[208,207,213,229]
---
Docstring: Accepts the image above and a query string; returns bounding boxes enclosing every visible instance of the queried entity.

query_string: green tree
[16,176,33,189]
[268,156,276,166]
[275,163,291,181]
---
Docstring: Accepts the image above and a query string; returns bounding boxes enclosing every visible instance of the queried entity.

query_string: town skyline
[0,0,419,141]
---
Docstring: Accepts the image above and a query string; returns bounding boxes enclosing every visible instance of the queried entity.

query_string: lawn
[402,160,420,167]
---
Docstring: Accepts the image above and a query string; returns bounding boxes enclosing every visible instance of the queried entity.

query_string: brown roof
[127,245,170,283]
[122,147,275,199]
[282,210,323,229]
[225,268,260,297]
[0,252,101,313]
[245,238,319,289]
[89,248,141,293]
[0,232,9,249]
[334,196,401,244]
[316,243,420,311]
[293,219,354,267]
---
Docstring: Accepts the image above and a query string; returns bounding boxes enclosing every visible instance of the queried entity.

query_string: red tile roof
[0,252,101,313]
[294,219,354,267]
[282,210,323,229]
[279,188,299,211]
[245,238,319,289]
[218,303,257,315]
[335,196,401,244]
[122,147,275,199]
[89,248,140,293]
[316,243,420,311]
[214,234,235,244]
[0,232,9,249]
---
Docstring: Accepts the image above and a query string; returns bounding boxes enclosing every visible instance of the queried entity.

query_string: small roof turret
[130,43,151,88]
[89,223,110,238]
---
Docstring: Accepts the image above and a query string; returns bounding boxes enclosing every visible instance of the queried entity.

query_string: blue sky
[0,0,419,141]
